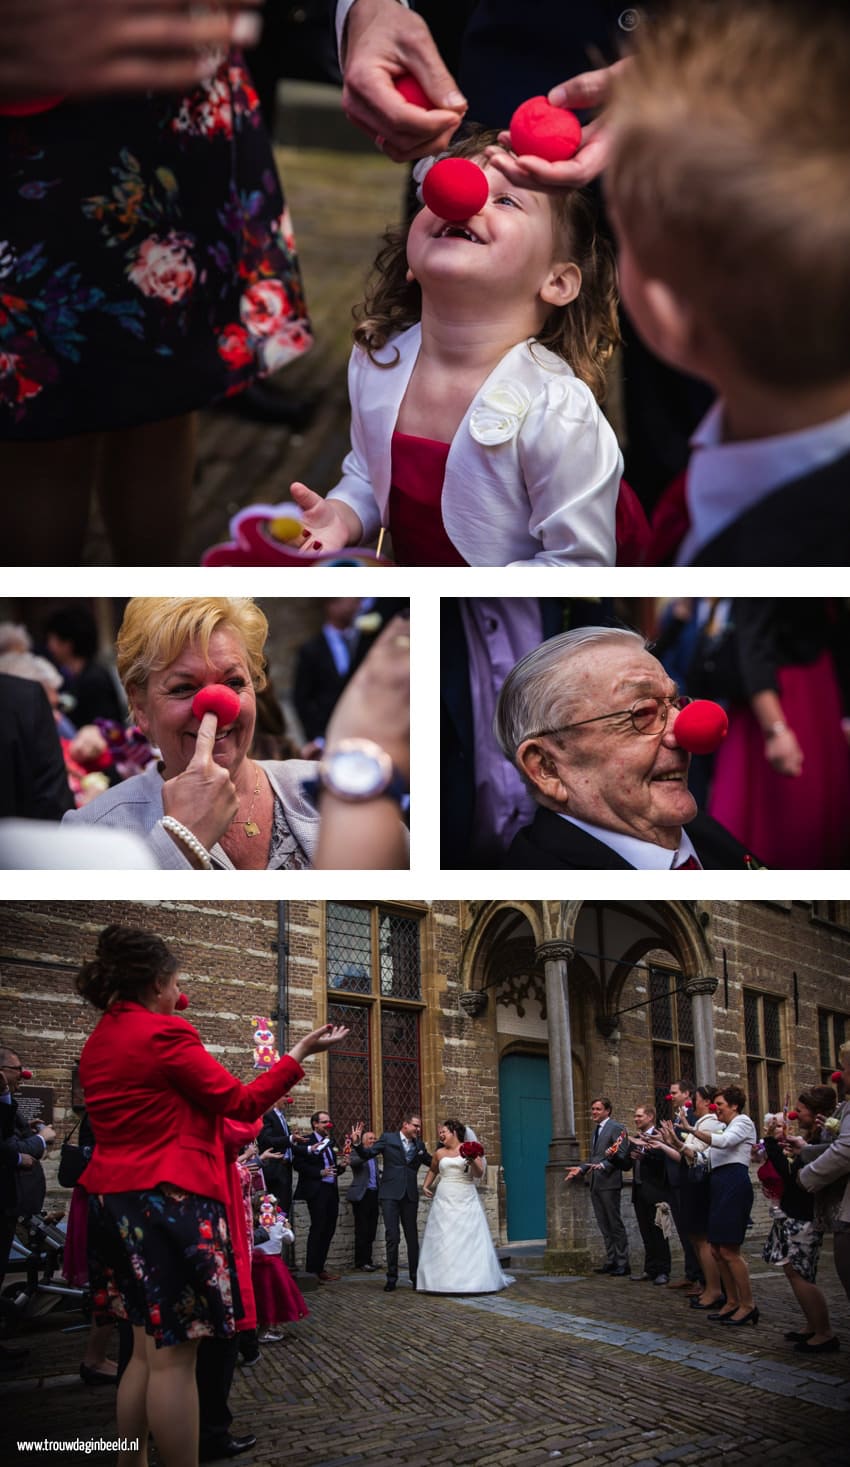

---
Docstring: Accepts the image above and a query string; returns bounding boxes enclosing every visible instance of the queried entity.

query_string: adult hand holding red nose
[161,711,239,859]
[672,700,729,755]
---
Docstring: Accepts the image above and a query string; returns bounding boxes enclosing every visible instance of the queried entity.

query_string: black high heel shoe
[690,1294,727,1310]
[723,1307,760,1327]
[707,1306,739,1322]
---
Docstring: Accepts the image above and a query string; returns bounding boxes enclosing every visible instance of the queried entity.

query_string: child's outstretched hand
[289,482,355,553]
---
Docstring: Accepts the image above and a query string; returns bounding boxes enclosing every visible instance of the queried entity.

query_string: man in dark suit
[258,1095,296,1218]
[351,1113,431,1292]
[346,1128,380,1271]
[293,599,362,743]
[663,1079,703,1290]
[496,627,758,870]
[0,674,74,822]
[293,1108,347,1281]
[625,1105,672,1285]
[0,1048,54,1293]
[565,1097,630,1275]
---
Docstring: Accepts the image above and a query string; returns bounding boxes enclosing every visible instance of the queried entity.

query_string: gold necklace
[240,763,262,837]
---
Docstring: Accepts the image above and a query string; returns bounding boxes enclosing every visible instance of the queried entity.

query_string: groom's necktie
[675,856,700,869]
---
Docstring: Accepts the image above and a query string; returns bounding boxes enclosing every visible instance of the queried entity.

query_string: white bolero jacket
[327,324,622,566]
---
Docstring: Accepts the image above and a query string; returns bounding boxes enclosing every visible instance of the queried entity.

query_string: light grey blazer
[799,1104,850,1224]
[62,759,321,869]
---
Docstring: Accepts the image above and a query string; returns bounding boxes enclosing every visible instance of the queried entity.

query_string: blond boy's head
[606,1,850,390]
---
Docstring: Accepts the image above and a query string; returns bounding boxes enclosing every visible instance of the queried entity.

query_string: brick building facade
[1,899,848,1274]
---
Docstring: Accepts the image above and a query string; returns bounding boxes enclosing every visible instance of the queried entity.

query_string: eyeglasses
[526,694,692,741]
[1,1064,23,1073]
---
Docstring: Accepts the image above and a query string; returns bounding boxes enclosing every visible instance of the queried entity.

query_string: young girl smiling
[289,131,626,566]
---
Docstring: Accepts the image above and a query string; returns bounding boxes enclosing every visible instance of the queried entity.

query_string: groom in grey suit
[565,1096,631,1275]
[352,1113,431,1292]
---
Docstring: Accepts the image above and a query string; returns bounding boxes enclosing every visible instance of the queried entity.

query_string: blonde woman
[63,598,409,870]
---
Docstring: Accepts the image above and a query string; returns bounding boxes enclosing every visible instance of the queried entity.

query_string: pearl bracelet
[161,816,213,870]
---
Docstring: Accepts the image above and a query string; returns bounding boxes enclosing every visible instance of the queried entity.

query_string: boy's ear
[540,261,582,309]
[641,276,700,371]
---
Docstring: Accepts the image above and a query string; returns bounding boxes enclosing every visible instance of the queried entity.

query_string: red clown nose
[192,684,241,724]
[175,993,190,1011]
[831,1070,843,1083]
[423,158,489,222]
[786,1110,799,1121]
[396,72,432,110]
[510,96,582,162]
[20,1069,33,1081]
[673,700,729,755]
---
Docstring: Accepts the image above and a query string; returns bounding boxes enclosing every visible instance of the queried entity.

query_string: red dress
[251,1223,309,1328]
[389,433,467,567]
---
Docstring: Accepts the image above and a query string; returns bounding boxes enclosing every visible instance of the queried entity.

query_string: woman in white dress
[416,1120,513,1295]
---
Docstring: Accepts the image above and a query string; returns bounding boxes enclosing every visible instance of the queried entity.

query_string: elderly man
[494,627,753,869]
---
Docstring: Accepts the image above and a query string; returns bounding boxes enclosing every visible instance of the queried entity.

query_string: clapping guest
[678,1085,758,1326]
[76,923,348,1467]
[761,1091,839,1354]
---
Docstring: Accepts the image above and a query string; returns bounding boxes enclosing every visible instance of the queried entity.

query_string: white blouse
[703,1112,757,1168]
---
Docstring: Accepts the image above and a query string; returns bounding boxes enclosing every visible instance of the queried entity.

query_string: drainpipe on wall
[273,901,289,1055]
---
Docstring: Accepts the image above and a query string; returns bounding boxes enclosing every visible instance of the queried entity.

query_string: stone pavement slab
[3,1238,848,1466]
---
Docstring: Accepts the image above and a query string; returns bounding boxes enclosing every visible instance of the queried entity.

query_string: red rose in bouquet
[459,1139,485,1170]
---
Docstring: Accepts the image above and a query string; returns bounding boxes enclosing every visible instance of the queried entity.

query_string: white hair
[493,626,647,764]
[0,651,63,691]
[0,622,32,655]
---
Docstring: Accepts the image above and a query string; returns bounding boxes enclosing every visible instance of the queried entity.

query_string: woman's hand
[0,0,263,101]
[487,60,629,190]
[287,1023,350,1066]
[160,711,239,855]
[764,725,804,777]
[289,482,360,553]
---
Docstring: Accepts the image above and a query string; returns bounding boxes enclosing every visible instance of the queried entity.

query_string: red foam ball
[786,1110,799,1121]
[20,1069,33,1081]
[673,699,729,755]
[422,157,489,222]
[509,96,582,162]
[396,72,432,110]
[192,684,241,724]
[831,1070,843,1083]
[175,993,190,1011]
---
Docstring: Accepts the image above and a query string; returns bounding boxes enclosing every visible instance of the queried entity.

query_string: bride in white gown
[416,1120,513,1294]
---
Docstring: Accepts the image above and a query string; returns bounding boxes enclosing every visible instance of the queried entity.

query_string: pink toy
[202,503,389,566]
[673,700,729,755]
[422,157,489,222]
[192,684,241,724]
[509,96,582,162]
[396,72,432,110]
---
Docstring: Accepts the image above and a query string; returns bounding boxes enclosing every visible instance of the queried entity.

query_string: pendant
[244,821,261,838]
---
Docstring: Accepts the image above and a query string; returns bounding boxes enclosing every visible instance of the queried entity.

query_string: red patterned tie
[675,856,700,869]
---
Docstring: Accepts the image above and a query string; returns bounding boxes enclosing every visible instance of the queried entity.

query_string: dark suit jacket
[257,1107,293,1199]
[355,1132,432,1203]
[293,631,352,741]
[1,1099,46,1218]
[292,1132,345,1201]
[0,674,74,821]
[580,1117,629,1193]
[347,1150,381,1203]
[690,450,850,566]
[624,1131,672,1206]
[506,807,757,870]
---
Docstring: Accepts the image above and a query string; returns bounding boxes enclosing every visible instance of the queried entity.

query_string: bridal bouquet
[459,1139,485,1171]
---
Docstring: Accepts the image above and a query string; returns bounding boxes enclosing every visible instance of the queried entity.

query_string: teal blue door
[499,1053,551,1241]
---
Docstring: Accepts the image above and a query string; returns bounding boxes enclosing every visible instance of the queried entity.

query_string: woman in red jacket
[76,923,347,1467]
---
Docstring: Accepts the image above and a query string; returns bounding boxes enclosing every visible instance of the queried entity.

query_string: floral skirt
[0,53,311,440]
[87,1187,243,1348]
[762,1211,823,1283]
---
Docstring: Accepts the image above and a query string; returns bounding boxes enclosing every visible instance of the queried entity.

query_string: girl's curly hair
[353,129,620,402]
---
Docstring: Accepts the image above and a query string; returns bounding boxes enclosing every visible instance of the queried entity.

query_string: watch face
[328,748,383,797]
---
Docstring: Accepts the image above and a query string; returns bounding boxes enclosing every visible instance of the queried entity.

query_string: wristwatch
[317,738,407,805]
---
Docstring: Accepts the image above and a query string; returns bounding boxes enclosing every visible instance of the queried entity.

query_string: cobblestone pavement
[3,1236,849,1466]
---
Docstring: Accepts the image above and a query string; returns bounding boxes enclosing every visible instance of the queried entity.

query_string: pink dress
[251,1221,309,1328]
[389,433,468,567]
[709,650,850,869]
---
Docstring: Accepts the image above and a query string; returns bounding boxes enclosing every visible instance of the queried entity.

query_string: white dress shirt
[678,401,850,564]
[558,814,702,869]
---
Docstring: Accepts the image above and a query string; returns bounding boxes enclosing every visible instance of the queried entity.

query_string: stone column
[685,975,719,1084]
[535,940,592,1273]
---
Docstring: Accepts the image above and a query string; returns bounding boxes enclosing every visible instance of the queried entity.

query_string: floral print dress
[0,53,311,439]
